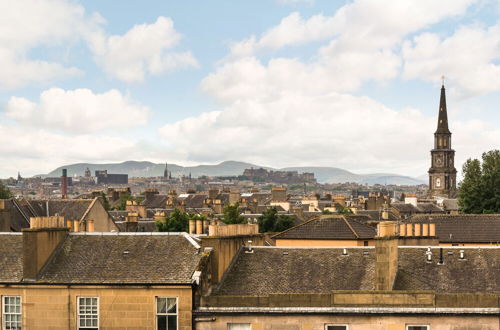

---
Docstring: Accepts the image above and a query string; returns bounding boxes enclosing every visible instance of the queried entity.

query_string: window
[325,325,348,330]
[2,296,21,330]
[228,324,251,330]
[435,178,441,188]
[407,326,429,330]
[156,297,177,330]
[77,297,98,330]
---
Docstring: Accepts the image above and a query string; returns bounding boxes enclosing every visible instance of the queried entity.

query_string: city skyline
[1,0,500,178]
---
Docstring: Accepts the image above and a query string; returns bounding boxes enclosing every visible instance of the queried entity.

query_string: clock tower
[428,83,457,198]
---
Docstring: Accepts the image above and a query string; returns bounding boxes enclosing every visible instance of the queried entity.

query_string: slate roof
[272,215,376,240]
[356,210,398,221]
[37,233,202,284]
[395,247,500,293]
[27,199,94,220]
[142,194,168,209]
[0,234,23,282]
[406,214,500,243]
[213,246,500,296]
[214,247,375,296]
[416,203,444,213]
[391,203,419,213]
[184,194,207,209]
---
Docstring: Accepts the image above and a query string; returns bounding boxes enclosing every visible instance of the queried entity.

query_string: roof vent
[425,247,432,262]
[123,250,129,255]
[342,248,348,256]
[283,251,289,256]
[245,240,254,254]
[363,251,369,256]
[459,250,465,260]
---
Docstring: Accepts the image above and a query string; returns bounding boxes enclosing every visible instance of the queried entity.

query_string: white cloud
[0,0,99,89]
[230,0,476,58]
[159,91,500,177]
[6,88,149,133]
[158,0,500,177]
[403,23,500,97]
[0,123,141,177]
[90,16,198,82]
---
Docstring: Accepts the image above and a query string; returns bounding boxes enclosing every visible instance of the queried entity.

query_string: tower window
[436,178,441,188]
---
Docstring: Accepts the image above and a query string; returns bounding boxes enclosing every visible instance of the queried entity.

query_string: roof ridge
[342,216,359,239]
[270,215,322,239]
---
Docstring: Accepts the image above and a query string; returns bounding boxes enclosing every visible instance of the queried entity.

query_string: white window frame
[2,296,22,330]
[77,296,99,330]
[406,326,430,330]
[325,325,349,330]
[227,324,252,330]
[156,297,178,330]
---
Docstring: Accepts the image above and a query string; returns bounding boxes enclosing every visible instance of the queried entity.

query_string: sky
[1,0,500,178]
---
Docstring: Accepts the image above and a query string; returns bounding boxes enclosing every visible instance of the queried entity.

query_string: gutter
[194,306,500,315]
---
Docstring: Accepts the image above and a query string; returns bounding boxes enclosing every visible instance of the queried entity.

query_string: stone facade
[0,285,193,329]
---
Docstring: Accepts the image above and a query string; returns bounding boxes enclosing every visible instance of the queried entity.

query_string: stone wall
[0,285,193,329]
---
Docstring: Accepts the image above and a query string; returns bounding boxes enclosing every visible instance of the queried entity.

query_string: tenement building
[428,83,457,198]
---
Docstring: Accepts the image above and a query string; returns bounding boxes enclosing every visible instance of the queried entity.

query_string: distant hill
[43,160,425,185]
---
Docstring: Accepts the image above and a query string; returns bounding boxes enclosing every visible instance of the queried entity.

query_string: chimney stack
[23,216,68,281]
[61,169,68,199]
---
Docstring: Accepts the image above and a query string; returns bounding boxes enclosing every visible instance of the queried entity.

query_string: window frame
[2,295,22,330]
[77,296,99,330]
[155,296,178,330]
[325,325,349,330]
[406,326,430,330]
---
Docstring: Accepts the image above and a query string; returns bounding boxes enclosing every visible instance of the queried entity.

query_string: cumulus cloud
[230,0,476,58]
[0,1,197,88]
[0,0,94,89]
[6,88,150,133]
[159,0,500,176]
[90,16,198,82]
[0,123,142,177]
[403,23,500,97]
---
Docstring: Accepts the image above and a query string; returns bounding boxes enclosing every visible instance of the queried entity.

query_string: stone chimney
[271,186,287,202]
[23,216,68,281]
[144,188,159,201]
[375,222,399,291]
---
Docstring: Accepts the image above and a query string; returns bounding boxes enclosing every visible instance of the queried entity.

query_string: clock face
[435,155,443,166]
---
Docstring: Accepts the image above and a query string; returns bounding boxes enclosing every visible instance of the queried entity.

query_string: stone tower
[428,84,457,198]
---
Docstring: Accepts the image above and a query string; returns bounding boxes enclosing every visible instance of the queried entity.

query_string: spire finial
[441,75,445,87]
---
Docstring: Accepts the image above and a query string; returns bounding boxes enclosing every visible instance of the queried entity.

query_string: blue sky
[1,0,499,178]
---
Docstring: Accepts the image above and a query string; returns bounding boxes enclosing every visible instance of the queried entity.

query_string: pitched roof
[27,199,94,221]
[356,210,398,221]
[416,203,444,213]
[213,246,500,296]
[406,214,500,243]
[214,247,375,296]
[37,233,202,284]
[395,247,500,293]
[0,234,23,282]
[391,203,419,213]
[142,194,168,208]
[272,215,376,240]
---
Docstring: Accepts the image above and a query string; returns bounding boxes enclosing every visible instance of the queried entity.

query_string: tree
[156,208,190,232]
[99,192,110,211]
[0,182,12,199]
[258,207,295,233]
[322,209,333,215]
[222,203,246,224]
[115,192,135,211]
[458,150,500,213]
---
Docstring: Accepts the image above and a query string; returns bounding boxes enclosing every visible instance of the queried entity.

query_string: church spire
[435,81,451,134]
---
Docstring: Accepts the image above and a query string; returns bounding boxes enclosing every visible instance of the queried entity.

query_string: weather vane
[441,75,445,86]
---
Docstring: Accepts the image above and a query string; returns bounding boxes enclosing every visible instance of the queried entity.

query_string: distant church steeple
[164,162,169,178]
[428,80,457,198]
